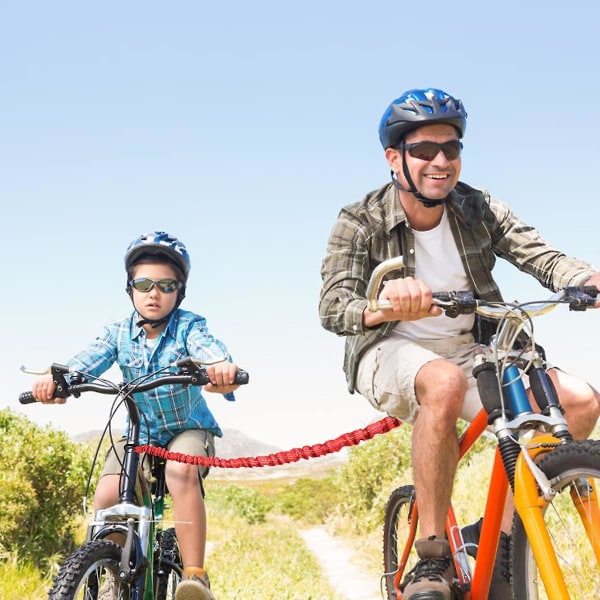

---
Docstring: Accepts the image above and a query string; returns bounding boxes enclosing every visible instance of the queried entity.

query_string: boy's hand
[32,374,66,404]
[204,361,241,394]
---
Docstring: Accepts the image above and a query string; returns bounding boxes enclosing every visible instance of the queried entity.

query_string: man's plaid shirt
[319,181,596,393]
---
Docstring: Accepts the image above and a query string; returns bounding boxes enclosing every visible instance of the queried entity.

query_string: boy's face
[130,262,180,325]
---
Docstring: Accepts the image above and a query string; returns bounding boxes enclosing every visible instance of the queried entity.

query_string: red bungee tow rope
[136,416,402,469]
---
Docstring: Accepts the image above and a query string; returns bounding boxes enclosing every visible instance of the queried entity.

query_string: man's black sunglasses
[129,278,182,293]
[401,139,463,162]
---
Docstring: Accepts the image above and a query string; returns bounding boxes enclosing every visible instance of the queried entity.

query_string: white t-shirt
[393,208,475,340]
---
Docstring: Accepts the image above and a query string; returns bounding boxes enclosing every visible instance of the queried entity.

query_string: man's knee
[550,369,599,410]
[548,369,600,437]
[416,360,467,409]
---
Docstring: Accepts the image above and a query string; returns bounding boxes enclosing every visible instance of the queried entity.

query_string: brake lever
[50,363,72,399]
[433,291,478,318]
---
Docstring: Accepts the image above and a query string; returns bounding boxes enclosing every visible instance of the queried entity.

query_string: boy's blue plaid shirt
[67,308,236,446]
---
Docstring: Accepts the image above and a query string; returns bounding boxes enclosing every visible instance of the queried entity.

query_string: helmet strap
[136,315,171,329]
[128,288,186,330]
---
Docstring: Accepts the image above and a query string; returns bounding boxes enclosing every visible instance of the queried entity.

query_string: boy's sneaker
[402,536,454,600]
[175,568,216,600]
[461,518,512,600]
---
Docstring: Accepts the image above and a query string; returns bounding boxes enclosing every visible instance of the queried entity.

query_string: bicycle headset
[378,88,467,208]
[124,231,191,328]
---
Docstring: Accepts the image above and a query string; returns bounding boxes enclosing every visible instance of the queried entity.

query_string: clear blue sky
[2,1,599,449]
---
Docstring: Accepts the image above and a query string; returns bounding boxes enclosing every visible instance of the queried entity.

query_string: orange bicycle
[370,257,600,600]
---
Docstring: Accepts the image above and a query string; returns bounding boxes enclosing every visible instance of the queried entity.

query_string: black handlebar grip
[579,285,599,297]
[235,370,249,385]
[19,391,37,405]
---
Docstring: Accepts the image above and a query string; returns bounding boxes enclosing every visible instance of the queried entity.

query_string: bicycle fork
[513,439,600,599]
[473,350,600,598]
[93,501,156,600]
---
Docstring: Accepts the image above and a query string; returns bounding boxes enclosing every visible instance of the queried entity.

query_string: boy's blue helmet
[378,88,467,149]
[125,231,191,281]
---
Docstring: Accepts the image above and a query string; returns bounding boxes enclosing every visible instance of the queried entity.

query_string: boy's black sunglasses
[401,139,463,162]
[129,278,182,293]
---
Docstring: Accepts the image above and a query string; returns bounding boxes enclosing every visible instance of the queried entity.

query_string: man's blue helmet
[378,88,467,149]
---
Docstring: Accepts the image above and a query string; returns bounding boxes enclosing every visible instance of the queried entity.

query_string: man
[319,88,600,600]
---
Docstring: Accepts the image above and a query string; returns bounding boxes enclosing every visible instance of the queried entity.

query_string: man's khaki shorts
[355,333,483,424]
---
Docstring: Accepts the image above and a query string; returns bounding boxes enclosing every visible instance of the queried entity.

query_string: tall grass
[3,423,599,598]
[0,554,53,600]
[205,506,346,599]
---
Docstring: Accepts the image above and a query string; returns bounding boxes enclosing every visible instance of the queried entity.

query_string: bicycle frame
[391,407,507,599]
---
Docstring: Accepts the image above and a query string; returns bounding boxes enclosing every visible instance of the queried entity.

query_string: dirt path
[300,527,382,600]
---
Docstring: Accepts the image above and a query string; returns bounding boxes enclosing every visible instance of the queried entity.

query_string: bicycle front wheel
[48,539,131,600]
[512,440,600,600]
[382,485,418,600]
[154,527,182,600]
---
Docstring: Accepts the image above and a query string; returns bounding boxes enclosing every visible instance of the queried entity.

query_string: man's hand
[363,276,443,328]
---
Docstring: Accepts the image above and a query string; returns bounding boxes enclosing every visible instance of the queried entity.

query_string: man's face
[386,123,461,200]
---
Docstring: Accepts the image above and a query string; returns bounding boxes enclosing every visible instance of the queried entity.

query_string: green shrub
[333,419,499,534]
[0,409,98,564]
[273,477,341,525]
[334,425,413,533]
[207,484,271,524]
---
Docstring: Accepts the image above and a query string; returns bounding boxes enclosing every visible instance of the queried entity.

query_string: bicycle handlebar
[366,256,598,317]
[18,357,249,405]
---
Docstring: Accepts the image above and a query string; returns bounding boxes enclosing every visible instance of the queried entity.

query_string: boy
[32,231,242,600]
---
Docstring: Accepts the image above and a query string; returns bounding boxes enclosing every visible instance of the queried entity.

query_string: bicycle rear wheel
[382,485,418,600]
[48,539,130,599]
[512,440,600,600]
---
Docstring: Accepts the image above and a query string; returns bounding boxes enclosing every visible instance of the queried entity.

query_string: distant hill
[73,428,125,443]
[215,428,282,458]
[73,427,281,458]
[213,429,348,481]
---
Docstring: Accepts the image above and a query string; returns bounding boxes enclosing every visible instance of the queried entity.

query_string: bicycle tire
[154,527,182,600]
[48,539,130,599]
[382,485,418,600]
[512,439,600,600]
